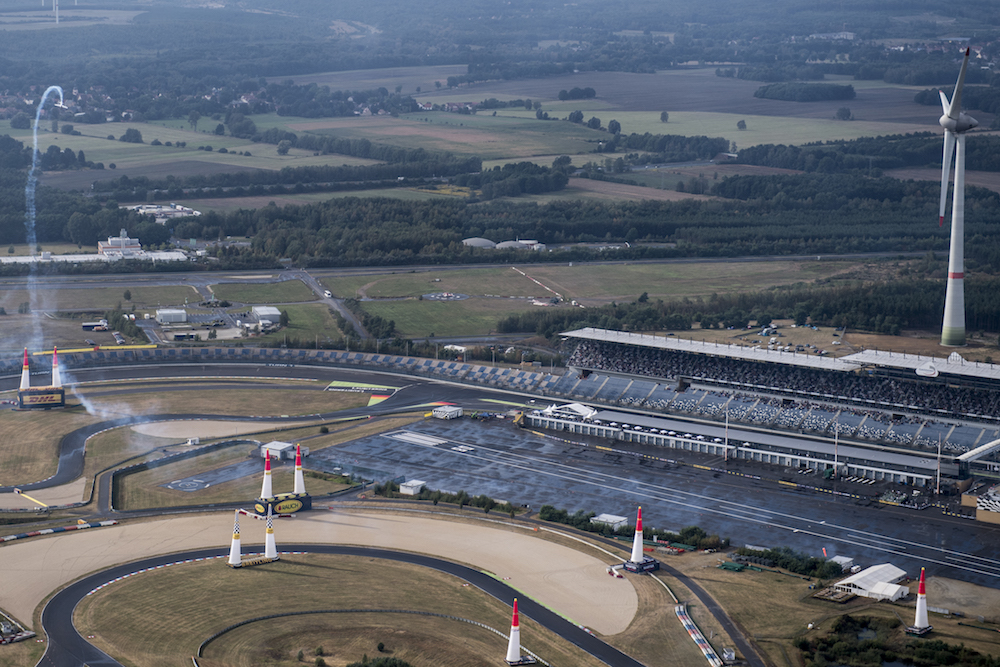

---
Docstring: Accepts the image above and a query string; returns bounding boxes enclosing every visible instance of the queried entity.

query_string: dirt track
[0,510,637,635]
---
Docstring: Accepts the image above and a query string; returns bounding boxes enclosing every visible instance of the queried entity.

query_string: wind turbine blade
[939,130,956,227]
[939,90,951,115]
[948,48,971,119]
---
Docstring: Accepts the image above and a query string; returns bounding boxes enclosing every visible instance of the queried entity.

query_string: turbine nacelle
[939,111,978,134]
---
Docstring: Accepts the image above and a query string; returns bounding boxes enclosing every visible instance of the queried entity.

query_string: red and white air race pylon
[293,443,305,494]
[260,452,273,499]
[227,509,242,566]
[51,346,62,388]
[19,348,30,391]
[264,504,278,560]
[630,506,645,563]
[505,598,522,663]
[914,567,930,631]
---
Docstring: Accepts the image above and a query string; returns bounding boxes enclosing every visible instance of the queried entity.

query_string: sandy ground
[129,419,316,438]
[926,576,1000,622]
[0,510,637,635]
[0,479,86,510]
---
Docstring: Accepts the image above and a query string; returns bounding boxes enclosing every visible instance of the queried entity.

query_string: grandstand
[551,327,1000,485]
[5,327,1000,487]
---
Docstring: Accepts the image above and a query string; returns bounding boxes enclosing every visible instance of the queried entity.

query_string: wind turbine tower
[938,48,978,347]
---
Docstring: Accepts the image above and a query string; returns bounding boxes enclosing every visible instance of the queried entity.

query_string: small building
[259,441,308,460]
[156,309,187,324]
[399,480,426,496]
[432,406,463,420]
[252,306,282,323]
[833,563,909,601]
[98,229,142,257]
[829,555,855,572]
[591,513,629,531]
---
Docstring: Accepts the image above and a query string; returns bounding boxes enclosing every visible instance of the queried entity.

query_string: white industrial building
[833,563,909,601]
[252,306,282,327]
[98,229,143,257]
[432,406,463,420]
[591,513,629,530]
[829,555,855,572]
[399,480,427,495]
[155,308,188,324]
[259,441,308,460]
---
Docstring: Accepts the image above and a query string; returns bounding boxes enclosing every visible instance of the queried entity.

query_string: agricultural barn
[833,563,909,601]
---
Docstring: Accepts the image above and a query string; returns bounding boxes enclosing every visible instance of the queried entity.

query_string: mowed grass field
[0,284,198,312]
[359,298,546,338]
[73,554,609,667]
[323,260,855,303]
[210,279,317,304]
[319,260,857,337]
[251,303,345,344]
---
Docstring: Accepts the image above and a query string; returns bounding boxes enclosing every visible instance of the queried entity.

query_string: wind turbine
[938,47,978,347]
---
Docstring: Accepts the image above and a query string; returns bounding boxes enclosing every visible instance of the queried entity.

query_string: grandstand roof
[841,349,1000,382]
[591,409,951,471]
[957,438,1000,462]
[562,327,860,372]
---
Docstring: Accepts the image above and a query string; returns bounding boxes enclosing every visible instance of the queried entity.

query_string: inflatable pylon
[260,451,273,499]
[227,510,242,566]
[51,346,62,388]
[505,598,521,663]
[914,567,930,630]
[293,443,305,494]
[630,506,645,563]
[19,348,30,391]
[264,505,278,560]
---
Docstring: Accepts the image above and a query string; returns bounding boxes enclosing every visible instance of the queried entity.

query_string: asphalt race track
[37,545,647,667]
[4,359,998,667]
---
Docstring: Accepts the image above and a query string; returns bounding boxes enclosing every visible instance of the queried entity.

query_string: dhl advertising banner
[18,389,65,409]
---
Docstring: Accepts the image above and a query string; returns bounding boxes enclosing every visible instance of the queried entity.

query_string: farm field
[287,112,606,160]
[283,64,470,95]
[420,68,975,130]
[175,186,455,213]
[0,8,144,30]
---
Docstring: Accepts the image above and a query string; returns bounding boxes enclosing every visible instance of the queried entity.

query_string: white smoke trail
[24,85,64,349]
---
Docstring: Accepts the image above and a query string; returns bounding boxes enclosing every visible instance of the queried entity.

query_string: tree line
[753,83,856,102]
[737,133,1000,172]
[496,271,1000,339]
